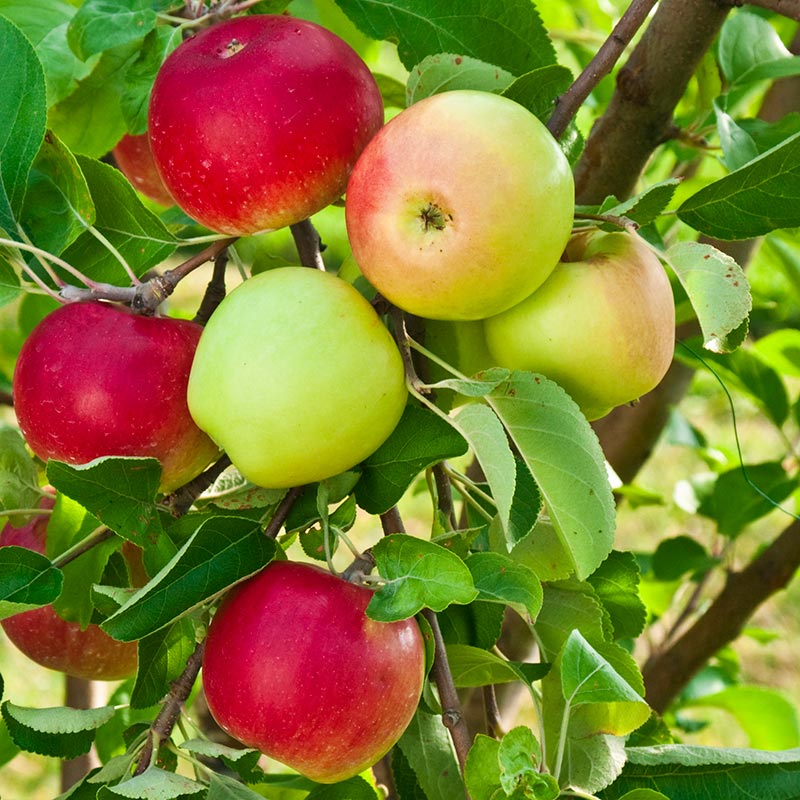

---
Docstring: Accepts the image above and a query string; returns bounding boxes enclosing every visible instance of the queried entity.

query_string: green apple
[483,230,676,420]
[187,267,408,488]
[345,89,575,321]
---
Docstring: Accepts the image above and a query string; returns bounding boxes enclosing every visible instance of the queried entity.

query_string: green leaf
[356,403,467,514]
[601,745,800,800]
[445,643,548,688]
[0,426,41,526]
[306,776,381,799]
[651,535,716,581]
[131,617,196,709]
[753,328,800,377]
[19,129,95,257]
[334,0,556,76]
[715,98,759,171]
[2,701,115,758]
[451,401,516,547]
[465,552,542,619]
[0,545,62,619]
[374,72,407,108]
[676,131,800,240]
[67,0,156,62]
[502,64,573,122]
[97,767,206,798]
[102,516,275,641]
[718,11,800,86]
[596,179,682,228]
[60,155,177,283]
[498,727,558,798]
[368,533,478,622]
[686,685,800,750]
[406,53,514,106]
[206,773,270,800]
[0,15,47,236]
[0,259,21,308]
[0,0,94,108]
[482,370,615,580]
[676,338,788,426]
[586,551,647,641]
[181,740,263,783]
[666,242,752,353]
[49,42,138,157]
[511,515,574,583]
[396,709,465,800]
[465,734,503,800]
[46,457,164,546]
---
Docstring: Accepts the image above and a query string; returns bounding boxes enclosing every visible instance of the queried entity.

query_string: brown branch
[380,506,406,535]
[547,0,660,139]
[61,676,99,792]
[573,0,731,204]
[422,607,474,783]
[290,218,326,270]
[192,248,229,325]
[433,463,458,531]
[0,389,13,406]
[482,685,503,739]
[264,485,305,539]
[134,640,206,775]
[724,0,800,21]
[642,517,800,712]
[163,455,233,517]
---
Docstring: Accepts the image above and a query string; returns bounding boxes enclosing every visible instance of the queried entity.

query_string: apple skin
[187,267,407,489]
[0,496,138,681]
[112,133,175,207]
[13,301,220,493]
[483,230,676,421]
[148,15,384,235]
[202,560,425,783]
[344,89,575,321]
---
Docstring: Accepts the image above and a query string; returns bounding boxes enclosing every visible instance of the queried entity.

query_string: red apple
[112,132,175,207]
[13,301,220,492]
[345,89,575,320]
[202,560,425,783]
[148,15,384,235]
[0,495,138,681]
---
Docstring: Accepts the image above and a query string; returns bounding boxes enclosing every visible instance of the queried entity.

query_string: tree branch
[547,0,660,139]
[723,0,800,21]
[642,517,800,712]
[290,218,326,270]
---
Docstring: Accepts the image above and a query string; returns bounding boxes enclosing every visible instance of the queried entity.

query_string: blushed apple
[148,15,384,235]
[202,560,425,783]
[0,495,138,681]
[483,230,676,420]
[345,89,575,321]
[112,132,174,207]
[187,267,407,489]
[13,301,220,492]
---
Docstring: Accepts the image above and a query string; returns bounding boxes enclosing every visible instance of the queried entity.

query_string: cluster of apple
[3,8,676,787]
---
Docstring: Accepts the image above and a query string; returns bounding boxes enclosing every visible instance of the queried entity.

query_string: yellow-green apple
[13,301,220,492]
[0,495,138,681]
[345,89,574,321]
[187,267,407,488]
[112,132,174,207]
[483,230,676,420]
[202,560,425,783]
[148,15,384,235]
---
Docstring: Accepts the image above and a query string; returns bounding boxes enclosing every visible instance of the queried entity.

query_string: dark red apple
[13,301,220,492]
[0,495,138,681]
[202,560,425,783]
[148,14,384,235]
[112,132,175,207]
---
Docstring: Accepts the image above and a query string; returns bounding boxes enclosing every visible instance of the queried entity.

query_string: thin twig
[432,463,458,531]
[548,0,660,139]
[482,685,503,739]
[380,506,406,535]
[264,486,305,539]
[192,248,229,325]
[163,455,232,517]
[290,218,326,270]
[134,640,206,775]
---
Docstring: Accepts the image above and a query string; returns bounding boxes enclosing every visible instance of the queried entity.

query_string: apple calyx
[420,202,451,232]
[220,38,245,58]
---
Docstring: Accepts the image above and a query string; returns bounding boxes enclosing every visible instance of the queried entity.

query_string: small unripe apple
[187,267,407,489]
[148,14,384,235]
[0,496,138,681]
[202,560,425,783]
[13,301,220,492]
[345,89,575,321]
[483,230,676,420]
[112,133,174,207]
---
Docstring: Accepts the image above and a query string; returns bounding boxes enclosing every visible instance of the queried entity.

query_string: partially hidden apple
[148,14,384,235]
[0,495,138,681]
[13,301,220,492]
[187,267,407,489]
[112,132,174,207]
[202,560,425,783]
[345,89,575,321]
[483,229,676,420]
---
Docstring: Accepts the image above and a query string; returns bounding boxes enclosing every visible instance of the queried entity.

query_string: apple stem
[134,640,206,776]
[264,485,306,539]
[572,211,639,233]
[192,249,229,325]
[547,0,659,139]
[290,218,326,270]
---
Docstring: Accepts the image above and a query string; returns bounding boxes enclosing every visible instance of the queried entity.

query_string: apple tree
[0,0,800,799]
